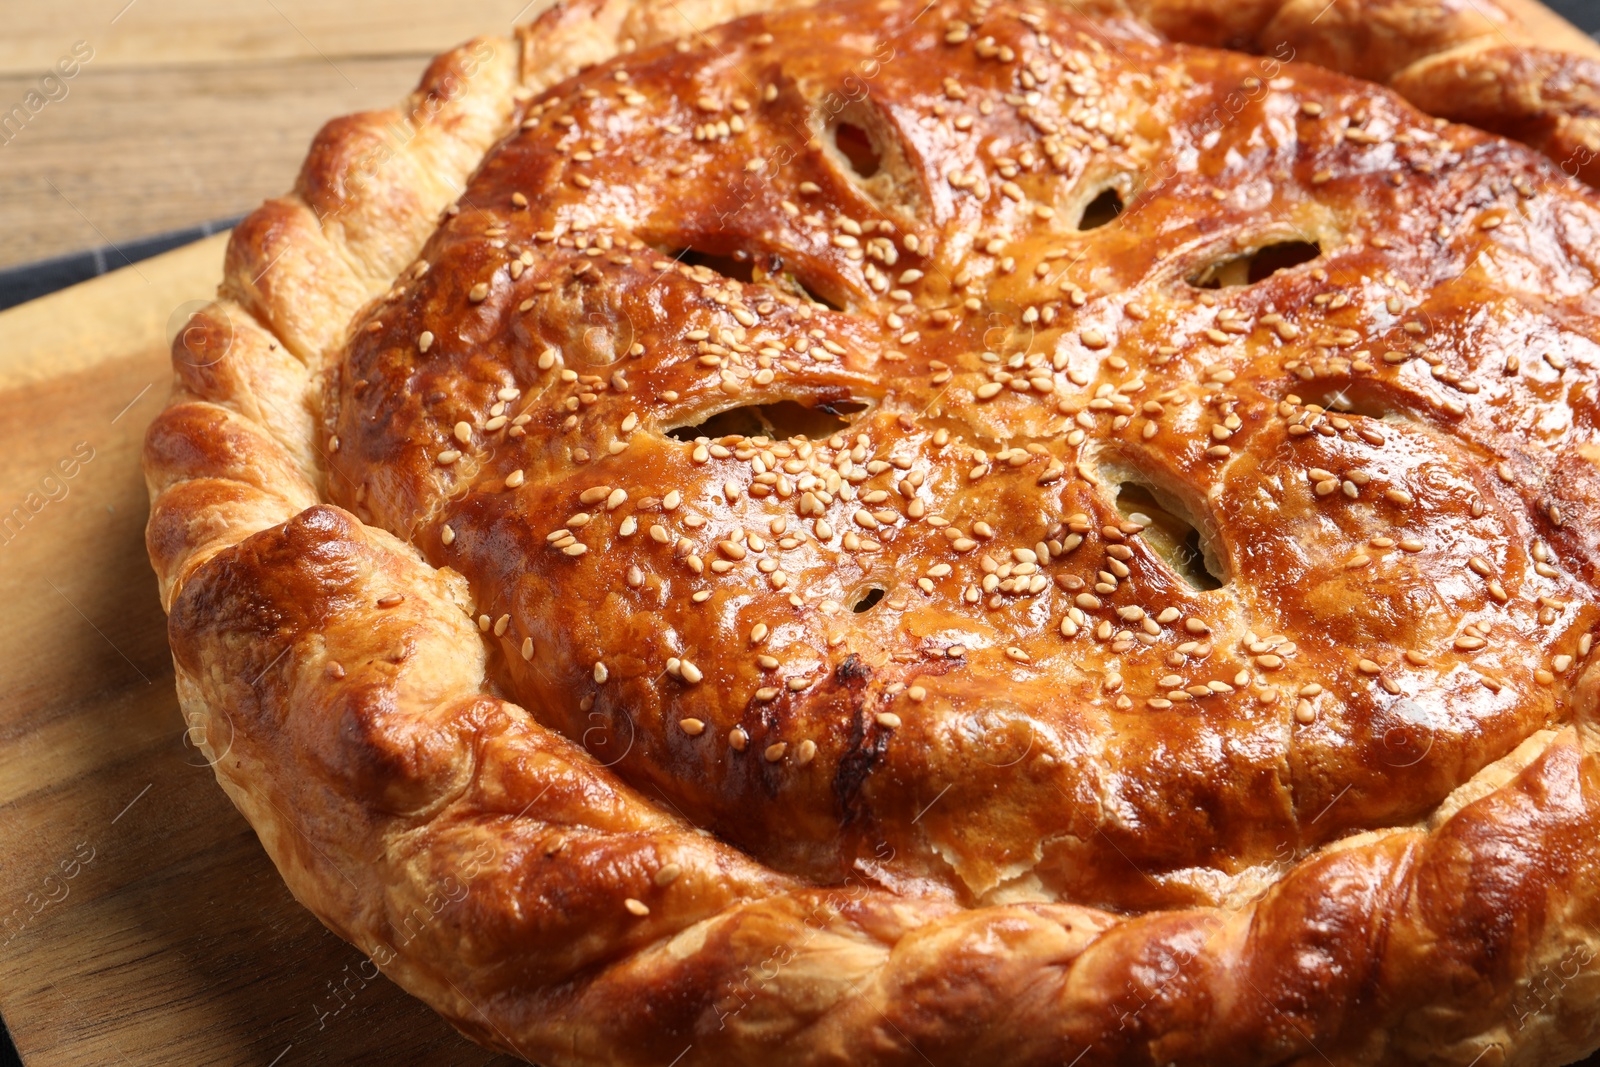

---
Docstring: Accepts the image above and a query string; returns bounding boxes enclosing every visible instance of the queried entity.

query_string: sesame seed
[624,898,649,916]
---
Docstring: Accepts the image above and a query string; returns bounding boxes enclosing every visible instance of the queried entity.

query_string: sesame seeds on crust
[324,0,1600,908]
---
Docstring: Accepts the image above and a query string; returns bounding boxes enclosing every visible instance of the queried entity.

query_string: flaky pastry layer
[145,0,1600,1063]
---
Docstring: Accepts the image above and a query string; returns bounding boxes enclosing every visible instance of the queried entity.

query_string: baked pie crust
[145,0,1600,1062]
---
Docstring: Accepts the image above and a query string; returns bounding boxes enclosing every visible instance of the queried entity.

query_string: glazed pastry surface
[143,0,1600,1063]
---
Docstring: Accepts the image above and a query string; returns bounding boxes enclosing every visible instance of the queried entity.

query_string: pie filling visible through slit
[321,0,1600,916]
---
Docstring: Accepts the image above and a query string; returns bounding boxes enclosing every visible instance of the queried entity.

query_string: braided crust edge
[1124,0,1600,186]
[143,1,1600,1064]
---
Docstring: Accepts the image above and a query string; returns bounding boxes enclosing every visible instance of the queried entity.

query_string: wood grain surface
[0,0,535,270]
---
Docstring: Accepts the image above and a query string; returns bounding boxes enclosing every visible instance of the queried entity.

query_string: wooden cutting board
[0,236,519,1066]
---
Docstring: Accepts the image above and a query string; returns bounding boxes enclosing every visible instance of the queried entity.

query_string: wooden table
[3,2,1600,1066]
[0,0,537,271]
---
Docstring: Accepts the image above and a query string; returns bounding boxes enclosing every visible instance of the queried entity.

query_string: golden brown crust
[144,0,1600,1063]
[1391,42,1600,186]
[158,500,1600,1067]
[1137,0,1600,178]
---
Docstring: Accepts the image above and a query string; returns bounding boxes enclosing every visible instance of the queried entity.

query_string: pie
[143,0,1600,1062]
